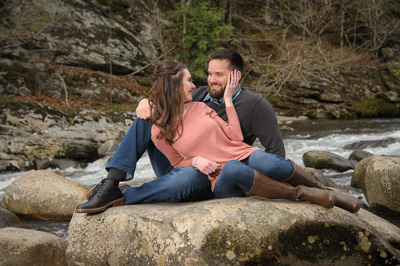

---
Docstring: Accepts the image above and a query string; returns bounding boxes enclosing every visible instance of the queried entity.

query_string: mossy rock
[354,98,400,118]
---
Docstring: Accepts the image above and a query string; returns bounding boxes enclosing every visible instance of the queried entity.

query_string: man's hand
[136,98,152,119]
[194,157,220,175]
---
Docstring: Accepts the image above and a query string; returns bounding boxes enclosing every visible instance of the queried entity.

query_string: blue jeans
[106,118,213,204]
[213,151,294,198]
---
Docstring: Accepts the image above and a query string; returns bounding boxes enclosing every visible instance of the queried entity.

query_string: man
[75,49,285,213]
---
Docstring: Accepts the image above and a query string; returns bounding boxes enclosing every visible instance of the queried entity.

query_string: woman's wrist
[224,98,233,107]
[193,156,200,169]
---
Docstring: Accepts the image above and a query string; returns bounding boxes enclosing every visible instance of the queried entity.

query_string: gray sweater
[192,86,285,158]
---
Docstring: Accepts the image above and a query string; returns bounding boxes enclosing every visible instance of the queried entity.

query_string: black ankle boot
[87,182,130,200]
[86,168,127,200]
[75,178,123,213]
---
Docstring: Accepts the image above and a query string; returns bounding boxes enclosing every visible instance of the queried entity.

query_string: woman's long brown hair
[149,60,187,145]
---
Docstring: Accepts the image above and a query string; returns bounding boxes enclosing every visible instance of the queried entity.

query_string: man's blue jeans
[106,118,214,204]
[213,151,294,198]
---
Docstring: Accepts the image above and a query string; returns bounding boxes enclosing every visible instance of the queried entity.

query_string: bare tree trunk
[340,0,345,58]
[56,71,69,108]
[109,4,113,104]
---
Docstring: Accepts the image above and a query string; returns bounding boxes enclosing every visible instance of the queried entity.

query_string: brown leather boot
[285,160,360,213]
[284,160,326,189]
[330,189,361,213]
[247,170,335,209]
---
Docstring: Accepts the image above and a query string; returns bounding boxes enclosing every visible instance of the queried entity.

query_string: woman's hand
[223,70,240,107]
[136,98,153,119]
[193,156,220,175]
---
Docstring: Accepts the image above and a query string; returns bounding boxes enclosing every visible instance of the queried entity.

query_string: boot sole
[86,183,129,200]
[75,198,124,213]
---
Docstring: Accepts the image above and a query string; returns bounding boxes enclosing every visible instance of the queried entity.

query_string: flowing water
[1,118,399,241]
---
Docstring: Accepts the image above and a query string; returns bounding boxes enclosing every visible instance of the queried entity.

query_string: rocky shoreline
[1,154,400,265]
[1,104,400,264]
[0,101,136,172]
[1,99,400,264]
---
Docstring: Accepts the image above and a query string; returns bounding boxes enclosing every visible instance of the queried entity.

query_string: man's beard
[208,83,225,99]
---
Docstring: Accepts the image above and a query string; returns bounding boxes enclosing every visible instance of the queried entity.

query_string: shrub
[355,98,400,118]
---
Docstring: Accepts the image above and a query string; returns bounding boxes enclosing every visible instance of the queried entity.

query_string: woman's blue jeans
[106,118,213,204]
[213,150,294,198]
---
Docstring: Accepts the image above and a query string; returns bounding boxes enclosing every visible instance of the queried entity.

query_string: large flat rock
[67,197,400,265]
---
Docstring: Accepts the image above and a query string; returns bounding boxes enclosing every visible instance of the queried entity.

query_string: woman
[150,60,360,213]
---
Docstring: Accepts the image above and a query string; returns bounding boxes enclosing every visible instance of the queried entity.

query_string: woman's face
[181,68,195,102]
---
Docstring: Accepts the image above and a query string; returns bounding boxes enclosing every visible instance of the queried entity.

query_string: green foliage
[0,95,19,107]
[167,0,234,80]
[355,98,400,118]
[30,24,44,33]
[395,61,400,76]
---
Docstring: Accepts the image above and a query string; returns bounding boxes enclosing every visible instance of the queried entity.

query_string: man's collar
[203,85,242,106]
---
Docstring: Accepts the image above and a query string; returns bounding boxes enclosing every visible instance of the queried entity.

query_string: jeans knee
[221,160,246,177]
[171,167,209,188]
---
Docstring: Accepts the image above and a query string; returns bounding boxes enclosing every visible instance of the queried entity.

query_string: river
[1,118,399,241]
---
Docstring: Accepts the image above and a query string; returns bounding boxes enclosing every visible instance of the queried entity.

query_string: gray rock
[303,151,356,172]
[0,0,164,105]
[0,103,134,171]
[98,139,121,157]
[0,102,68,133]
[356,156,400,213]
[0,207,20,228]
[348,149,374,162]
[351,157,374,189]
[344,138,400,150]
[3,170,88,219]
[17,86,32,96]
[66,198,400,265]
[0,125,33,171]
[34,158,85,170]
[0,227,67,266]
[304,167,336,187]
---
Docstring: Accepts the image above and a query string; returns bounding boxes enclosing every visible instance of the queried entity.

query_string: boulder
[66,198,400,265]
[344,138,400,150]
[356,156,400,213]
[2,170,88,219]
[304,167,336,188]
[357,208,400,248]
[351,157,374,188]
[0,227,67,266]
[348,149,374,162]
[302,151,356,172]
[0,207,20,228]
[0,125,35,171]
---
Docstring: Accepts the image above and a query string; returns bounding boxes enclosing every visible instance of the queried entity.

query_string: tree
[167,0,234,80]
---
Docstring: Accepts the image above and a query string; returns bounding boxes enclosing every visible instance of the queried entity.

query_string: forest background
[1,0,400,120]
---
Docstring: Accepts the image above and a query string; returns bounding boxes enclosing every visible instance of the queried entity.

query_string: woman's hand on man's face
[223,70,239,106]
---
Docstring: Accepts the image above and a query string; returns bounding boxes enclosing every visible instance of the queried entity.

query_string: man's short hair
[208,49,244,74]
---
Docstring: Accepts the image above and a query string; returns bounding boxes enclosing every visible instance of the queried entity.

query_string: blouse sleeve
[207,105,243,142]
[151,126,194,168]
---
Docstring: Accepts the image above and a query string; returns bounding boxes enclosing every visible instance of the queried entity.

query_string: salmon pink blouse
[151,102,260,190]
